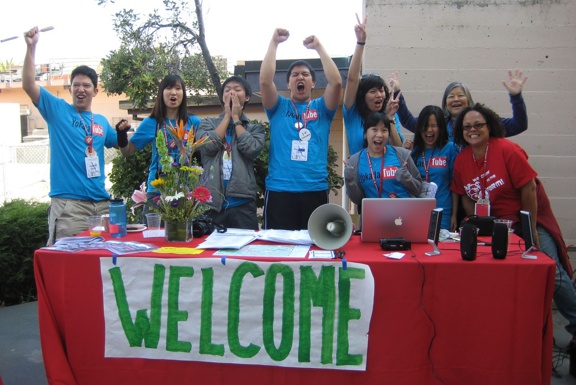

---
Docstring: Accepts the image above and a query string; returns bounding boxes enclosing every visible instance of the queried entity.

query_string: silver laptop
[360,198,437,243]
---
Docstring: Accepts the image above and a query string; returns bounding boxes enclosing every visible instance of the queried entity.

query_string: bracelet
[357,41,366,46]
[234,121,244,127]
[117,129,128,148]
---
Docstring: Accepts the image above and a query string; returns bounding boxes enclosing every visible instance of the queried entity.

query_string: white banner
[100,257,374,371]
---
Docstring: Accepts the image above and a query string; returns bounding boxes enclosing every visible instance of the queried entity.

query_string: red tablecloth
[34,232,555,385]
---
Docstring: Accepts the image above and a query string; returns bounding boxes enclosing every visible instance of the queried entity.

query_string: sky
[0,0,361,69]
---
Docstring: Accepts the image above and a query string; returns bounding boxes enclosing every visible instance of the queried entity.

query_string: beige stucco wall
[361,0,576,245]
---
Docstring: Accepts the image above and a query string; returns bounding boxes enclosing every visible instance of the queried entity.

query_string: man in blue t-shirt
[23,26,117,245]
[260,28,342,230]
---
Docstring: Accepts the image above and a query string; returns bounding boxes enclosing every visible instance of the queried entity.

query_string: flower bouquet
[131,120,211,241]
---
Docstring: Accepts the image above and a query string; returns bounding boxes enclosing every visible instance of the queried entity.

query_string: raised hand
[386,87,402,116]
[502,68,527,96]
[303,35,321,50]
[388,71,401,92]
[23,26,40,46]
[354,13,367,43]
[273,28,290,45]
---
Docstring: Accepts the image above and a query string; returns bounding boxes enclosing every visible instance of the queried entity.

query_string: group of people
[23,17,576,345]
[341,16,576,345]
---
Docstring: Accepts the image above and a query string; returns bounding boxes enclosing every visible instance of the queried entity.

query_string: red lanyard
[76,109,94,152]
[472,142,490,200]
[366,149,386,198]
[421,148,436,183]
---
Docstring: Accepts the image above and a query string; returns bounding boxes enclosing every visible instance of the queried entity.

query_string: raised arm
[260,29,289,110]
[22,27,41,105]
[304,35,342,111]
[389,71,418,133]
[343,14,367,109]
[501,68,528,137]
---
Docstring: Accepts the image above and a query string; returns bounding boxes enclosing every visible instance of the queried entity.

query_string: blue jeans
[538,225,576,335]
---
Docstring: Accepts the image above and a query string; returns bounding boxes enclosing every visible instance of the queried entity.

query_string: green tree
[97,0,228,108]
[0,60,15,72]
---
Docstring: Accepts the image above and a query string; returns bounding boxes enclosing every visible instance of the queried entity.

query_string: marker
[1,26,55,43]
[477,242,492,246]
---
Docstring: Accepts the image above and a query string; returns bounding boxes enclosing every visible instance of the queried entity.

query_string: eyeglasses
[361,73,381,79]
[462,122,487,131]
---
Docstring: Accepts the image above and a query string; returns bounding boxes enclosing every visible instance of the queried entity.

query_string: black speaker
[460,223,477,261]
[491,222,509,259]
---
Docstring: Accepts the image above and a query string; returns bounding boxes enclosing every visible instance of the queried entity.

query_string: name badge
[291,140,308,161]
[85,154,101,178]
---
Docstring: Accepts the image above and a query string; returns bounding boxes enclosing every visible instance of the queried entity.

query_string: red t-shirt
[450,138,537,218]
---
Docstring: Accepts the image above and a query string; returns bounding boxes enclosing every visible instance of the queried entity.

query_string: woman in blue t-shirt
[410,106,459,231]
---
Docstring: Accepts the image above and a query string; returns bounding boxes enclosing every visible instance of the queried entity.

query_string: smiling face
[462,110,489,147]
[365,86,386,112]
[288,65,315,102]
[70,74,97,111]
[421,114,439,148]
[445,86,469,119]
[366,122,389,156]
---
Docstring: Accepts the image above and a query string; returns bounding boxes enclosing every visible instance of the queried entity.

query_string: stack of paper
[197,229,259,249]
[257,229,314,245]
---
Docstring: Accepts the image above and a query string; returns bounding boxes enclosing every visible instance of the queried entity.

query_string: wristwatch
[233,121,244,127]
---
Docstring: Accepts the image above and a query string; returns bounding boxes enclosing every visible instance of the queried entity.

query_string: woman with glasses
[410,105,459,230]
[450,103,576,343]
[343,15,404,156]
[389,70,528,142]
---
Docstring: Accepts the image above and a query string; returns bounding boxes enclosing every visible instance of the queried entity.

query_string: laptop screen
[360,198,437,243]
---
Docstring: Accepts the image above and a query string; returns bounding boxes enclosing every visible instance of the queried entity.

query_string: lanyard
[76,109,94,151]
[291,101,311,131]
[366,149,386,198]
[421,148,436,183]
[472,142,490,200]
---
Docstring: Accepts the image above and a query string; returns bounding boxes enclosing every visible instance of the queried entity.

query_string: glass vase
[164,220,192,242]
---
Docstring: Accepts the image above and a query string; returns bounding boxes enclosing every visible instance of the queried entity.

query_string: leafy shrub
[0,199,49,306]
[108,143,152,223]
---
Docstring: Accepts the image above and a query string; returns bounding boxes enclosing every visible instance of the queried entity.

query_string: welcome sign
[100,257,375,370]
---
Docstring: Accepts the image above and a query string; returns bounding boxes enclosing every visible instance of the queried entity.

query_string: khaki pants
[47,198,110,245]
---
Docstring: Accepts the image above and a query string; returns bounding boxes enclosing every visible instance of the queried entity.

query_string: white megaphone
[308,204,353,250]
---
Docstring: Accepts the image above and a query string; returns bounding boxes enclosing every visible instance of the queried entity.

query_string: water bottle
[109,198,127,238]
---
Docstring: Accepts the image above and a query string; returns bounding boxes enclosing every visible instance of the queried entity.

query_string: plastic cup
[494,219,513,230]
[145,213,161,230]
[87,216,103,236]
[101,214,110,232]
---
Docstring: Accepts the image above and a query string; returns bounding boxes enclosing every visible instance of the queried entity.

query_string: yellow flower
[151,179,164,187]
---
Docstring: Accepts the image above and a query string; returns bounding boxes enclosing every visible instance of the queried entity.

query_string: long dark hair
[150,74,189,123]
[355,75,390,119]
[411,105,449,159]
[453,103,506,146]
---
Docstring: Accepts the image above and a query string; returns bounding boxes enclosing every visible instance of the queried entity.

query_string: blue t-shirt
[412,142,459,229]
[357,146,412,198]
[130,116,201,193]
[36,87,117,201]
[343,103,404,155]
[265,95,335,192]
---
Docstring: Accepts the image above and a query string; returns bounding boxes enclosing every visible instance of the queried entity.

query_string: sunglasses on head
[361,73,381,79]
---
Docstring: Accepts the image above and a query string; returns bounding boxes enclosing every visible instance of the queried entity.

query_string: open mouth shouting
[296,81,306,93]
